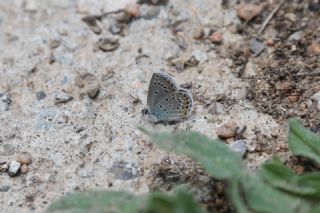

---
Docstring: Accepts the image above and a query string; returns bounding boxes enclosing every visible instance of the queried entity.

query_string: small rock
[82,16,102,34]
[97,38,119,52]
[216,122,237,139]
[8,160,21,177]
[16,152,32,165]
[265,39,274,46]
[20,164,29,174]
[249,38,265,56]
[0,185,10,192]
[139,0,168,5]
[54,93,73,104]
[237,4,262,22]
[312,92,320,110]
[48,39,61,49]
[139,5,160,20]
[284,13,297,22]
[87,84,100,99]
[243,61,257,77]
[36,91,46,100]
[208,32,223,43]
[109,20,126,35]
[287,31,303,41]
[1,163,8,172]
[193,27,204,40]
[308,42,320,55]
[229,140,247,157]
[125,3,140,18]
[1,94,12,111]
[49,52,56,64]
[109,161,139,180]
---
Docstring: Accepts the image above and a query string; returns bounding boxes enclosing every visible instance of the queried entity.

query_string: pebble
[139,5,160,20]
[140,0,168,5]
[229,140,247,157]
[243,61,257,77]
[48,39,61,49]
[16,152,32,165]
[249,39,265,56]
[109,161,139,180]
[216,122,237,139]
[87,83,100,99]
[82,16,102,34]
[36,91,46,100]
[312,92,320,110]
[284,13,297,22]
[1,94,12,111]
[20,164,29,174]
[54,93,73,104]
[287,31,303,41]
[237,4,262,22]
[125,3,140,18]
[208,32,223,43]
[97,38,119,52]
[1,163,8,172]
[0,185,11,192]
[193,27,204,40]
[8,160,21,177]
[308,42,320,55]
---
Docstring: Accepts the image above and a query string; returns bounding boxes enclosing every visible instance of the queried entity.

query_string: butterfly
[142,72,193,123]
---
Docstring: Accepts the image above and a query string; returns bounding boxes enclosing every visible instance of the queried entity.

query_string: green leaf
[228,179,251,213]
[241,174,311,213]
[47,191,144,213]
[140,128,244,180]
[47,189,204,213]
[288,118,320,164]
[259,158,320,198]
[145,188,205,213]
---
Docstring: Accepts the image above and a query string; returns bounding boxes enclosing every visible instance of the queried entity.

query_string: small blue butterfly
[143,72,193,123]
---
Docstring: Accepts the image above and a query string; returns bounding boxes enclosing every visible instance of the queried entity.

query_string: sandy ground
[1,0,318,212]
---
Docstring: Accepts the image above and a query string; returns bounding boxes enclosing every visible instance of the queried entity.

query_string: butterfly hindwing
[152,89,193,122]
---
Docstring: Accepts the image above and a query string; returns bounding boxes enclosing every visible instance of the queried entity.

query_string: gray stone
[87,84,100,99]
[54,93,73,104]
[36,91,46,100]
[250,39,265,56]
[0,185,11,192]
[97,38,119,52]
[8,160,21,177]
[229,140,247,157]
[312,92,320,110]
[109,161,139,180]
[288,31,303,41]
[139,5,161,20]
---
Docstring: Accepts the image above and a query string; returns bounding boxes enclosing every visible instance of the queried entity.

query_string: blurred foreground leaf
[259,158,320,199]
[289,118,320,164]
[47,188,203,213]
[139,128,244,180]
[47,191,143,213]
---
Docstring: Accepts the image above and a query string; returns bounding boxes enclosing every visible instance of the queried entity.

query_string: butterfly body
[144,72,193,123]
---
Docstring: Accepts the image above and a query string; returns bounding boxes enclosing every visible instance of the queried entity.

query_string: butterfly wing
[152,88,193,122]
[147,73,178,113]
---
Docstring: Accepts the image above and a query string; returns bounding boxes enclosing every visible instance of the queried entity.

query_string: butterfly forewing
[147,73,178,113]
[152,89,193,122]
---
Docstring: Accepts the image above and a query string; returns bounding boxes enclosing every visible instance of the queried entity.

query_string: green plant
[48,118,320,213]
